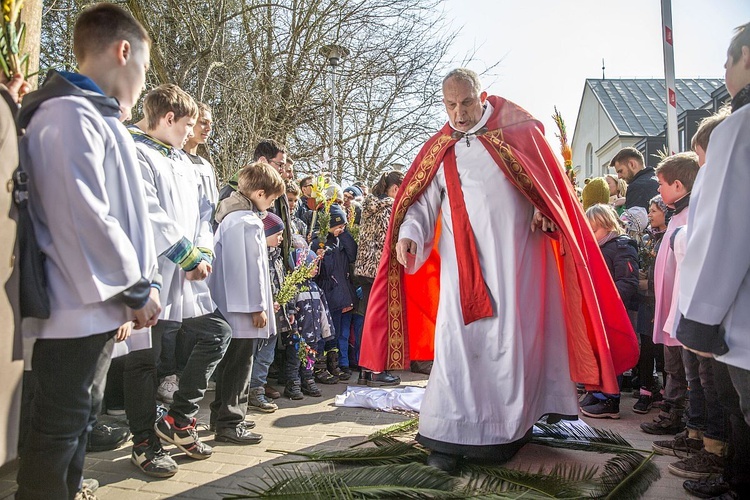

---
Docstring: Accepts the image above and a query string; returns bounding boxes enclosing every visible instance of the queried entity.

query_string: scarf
[731,83,750,112]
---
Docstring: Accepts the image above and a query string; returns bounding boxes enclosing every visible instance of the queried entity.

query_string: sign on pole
[661,0,679,154]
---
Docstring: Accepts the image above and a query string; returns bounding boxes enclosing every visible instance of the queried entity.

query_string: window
[585,143,593,178]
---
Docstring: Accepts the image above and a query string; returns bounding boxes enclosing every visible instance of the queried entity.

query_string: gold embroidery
[385,134,453,369]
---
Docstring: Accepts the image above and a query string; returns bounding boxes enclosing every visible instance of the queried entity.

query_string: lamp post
[320,44,349,173]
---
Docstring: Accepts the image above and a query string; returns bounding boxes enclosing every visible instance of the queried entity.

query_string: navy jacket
[311,230,358,312]
[600,235,640,310]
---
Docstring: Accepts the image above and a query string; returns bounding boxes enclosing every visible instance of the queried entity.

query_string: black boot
[640,406,685,435]
[314,358,338,385]
[325,348,345,380]
[301,378,322,397]
[426,451,459,473]
[284,380,304,400]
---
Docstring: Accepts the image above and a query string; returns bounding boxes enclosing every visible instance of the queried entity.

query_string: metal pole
[661,0,679,154]
[329,63,336,170]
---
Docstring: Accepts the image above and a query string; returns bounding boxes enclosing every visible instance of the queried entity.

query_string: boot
[313,358,338,385]
[284,380,304,400]
[640,406,685,435]
[301,378,322,397]
[325,348,345,380]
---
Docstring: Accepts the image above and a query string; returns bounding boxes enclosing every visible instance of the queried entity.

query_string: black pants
[722,364,750,495]
[209,337,257,430]
[16,331,115,500]
[124,311,231,441]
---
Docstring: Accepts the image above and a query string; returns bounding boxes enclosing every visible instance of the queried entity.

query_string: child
[15,4,160,497]
[125,84,232,476]
[285,246,332,398]
[633,195,669,414]
[209,162,284,444]
[311,204,358,383]
[641,152,699,437]
[580,203,639,419]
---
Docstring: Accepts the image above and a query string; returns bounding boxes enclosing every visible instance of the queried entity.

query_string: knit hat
[581,177,611,210]
[344,186,362,198]
[262,212,284,237]
[289,248,318,269]
[620,206,649,235]
[328,204,347,227]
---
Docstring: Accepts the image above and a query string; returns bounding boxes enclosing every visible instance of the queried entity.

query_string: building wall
[571,84,619,185]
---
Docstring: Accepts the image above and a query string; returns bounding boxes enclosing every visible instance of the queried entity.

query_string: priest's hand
[531,208,557,233]
[396,238,417,267]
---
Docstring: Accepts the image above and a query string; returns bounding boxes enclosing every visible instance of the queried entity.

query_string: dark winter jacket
[600,235,640,310]
[294,280,334,345]
[625,167,659,210]
[311,230,358,312]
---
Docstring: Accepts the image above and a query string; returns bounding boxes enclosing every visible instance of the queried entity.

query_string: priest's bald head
[442,68,488,132]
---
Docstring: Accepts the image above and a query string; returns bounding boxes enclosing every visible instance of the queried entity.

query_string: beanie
[344,186,362,198]
[581,177,611,211]
[328,204,347,227]
[262,212,284,237]
[289,248,318,269]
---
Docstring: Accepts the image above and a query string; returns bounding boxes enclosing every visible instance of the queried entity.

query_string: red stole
[358,96,639,395]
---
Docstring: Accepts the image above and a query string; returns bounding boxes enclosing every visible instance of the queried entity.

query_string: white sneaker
[157,374,179,404]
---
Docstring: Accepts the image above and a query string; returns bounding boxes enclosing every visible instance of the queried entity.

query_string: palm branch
[226,462,460,499]
[268,439,427,466]
[350,417,419,447]
[460,463,599,499]
[590,452,660,500]
[531,422,651,455]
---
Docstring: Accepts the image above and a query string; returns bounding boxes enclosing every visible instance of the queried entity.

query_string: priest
[358,68,639,471]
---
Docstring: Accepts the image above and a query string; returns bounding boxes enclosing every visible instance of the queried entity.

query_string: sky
[440,0,750,155]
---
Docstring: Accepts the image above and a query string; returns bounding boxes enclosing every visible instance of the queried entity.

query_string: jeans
[683,349,706,431]
[16,331,115,500]
[124,311,231,439]
[249,334,277,389]
[662,344,687,407]
[721,364,750,495]
[284,342,301,382]
[209,337,256,430]
[158,326,198,378]
[637,333,664,392]
[338,312,364,368]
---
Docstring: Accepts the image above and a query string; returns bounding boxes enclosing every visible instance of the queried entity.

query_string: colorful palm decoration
[552,106,577,186]
[1,0,30,79]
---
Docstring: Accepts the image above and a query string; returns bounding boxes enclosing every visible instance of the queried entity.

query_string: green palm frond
[591,452,660,500]
[227,462,460,499]
[461,463,598,499]
[531,422,650,455]
[268,439,427,466]
[351,417,420,447]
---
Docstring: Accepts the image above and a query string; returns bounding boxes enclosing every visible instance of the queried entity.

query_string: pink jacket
[653,208,688,346]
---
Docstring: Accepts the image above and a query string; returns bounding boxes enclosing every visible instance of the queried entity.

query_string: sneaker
[314,367,338,385]
[74,484,98,500]
[131,437,179,477]
[579,391,600,408]
[284,380,304,400]
[633,394,657,414]
[301,378,322,397]
[683,476,732,499]
[155,414,212,460]
[248,387,278,413]
[156,404,169,424]
[157,374,179,404]
[105,408,126,417]
[81,479,99,492]
[580,397,620,419]
[668,449,724,480]
[640,408,686,435]
[86,422,130,452]
[652,430,703,457]
[339,366,353,381]
[215,422,262,445]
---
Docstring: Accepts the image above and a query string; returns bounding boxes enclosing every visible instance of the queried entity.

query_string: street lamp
[319,44,349,171]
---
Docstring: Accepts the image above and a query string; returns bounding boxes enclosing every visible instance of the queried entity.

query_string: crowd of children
[5,3,750,499]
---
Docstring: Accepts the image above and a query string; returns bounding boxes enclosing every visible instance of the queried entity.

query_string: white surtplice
[398,103,579,448]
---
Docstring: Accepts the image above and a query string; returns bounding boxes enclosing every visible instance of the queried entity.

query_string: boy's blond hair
[586,203,624,235]
[143,84,199,130]
[655,152,700,191]
[691,105,730,152]
[237,162,285,198]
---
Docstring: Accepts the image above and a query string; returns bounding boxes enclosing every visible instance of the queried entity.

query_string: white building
[571,78,725,185]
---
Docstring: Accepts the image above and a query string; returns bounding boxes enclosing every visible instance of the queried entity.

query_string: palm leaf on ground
[531,422,651,454]
[268,438,427,466]
[460,463,598,499]
[590,452,660,500]
[350,417,419,447]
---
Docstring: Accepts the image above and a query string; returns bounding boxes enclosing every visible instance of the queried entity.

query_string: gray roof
[588,78,724,136]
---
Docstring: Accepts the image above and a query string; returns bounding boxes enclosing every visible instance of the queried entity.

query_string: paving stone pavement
[0,371,695,499]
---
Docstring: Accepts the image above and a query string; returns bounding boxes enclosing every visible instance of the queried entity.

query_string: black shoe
[87,421,130,452]
[215,422,262,445]
[683,477,732,499]
[155,415,213,460]
[131,437,178,477]
[314,366,338,385]
[325,349,344,379]
[339,366,353,381]
[640,408,685,435]
[652,430,702,457]
[366,370,400,387]
[580,397,620,419]
[301,378,322,397]
[578,391,600,408]
[284,380,304,400]
[426,451,458,473]
[410,360,433,375]
[633,394,656,414]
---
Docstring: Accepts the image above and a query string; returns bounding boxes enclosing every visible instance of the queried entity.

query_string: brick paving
[0,370,693,499]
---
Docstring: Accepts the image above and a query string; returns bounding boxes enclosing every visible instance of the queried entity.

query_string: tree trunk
[19,0,43,89]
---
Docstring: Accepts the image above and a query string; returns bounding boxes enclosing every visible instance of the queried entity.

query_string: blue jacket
[311,230,358,312]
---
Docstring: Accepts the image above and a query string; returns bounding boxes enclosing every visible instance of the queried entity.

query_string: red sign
[665,26,673,45]
[669,88,676,107]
